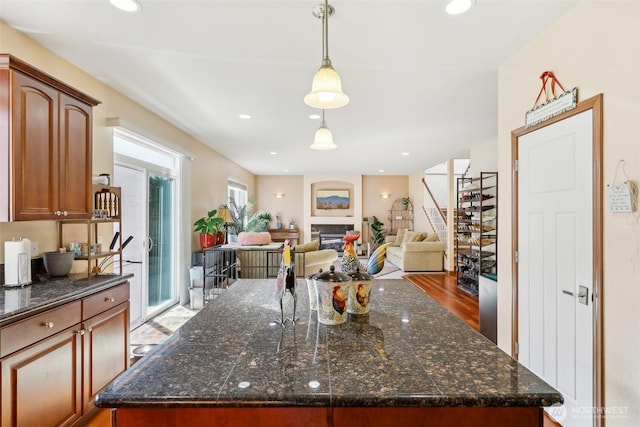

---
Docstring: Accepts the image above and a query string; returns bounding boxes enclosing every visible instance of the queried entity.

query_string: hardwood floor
[403,272,561,427]
[403,272,479,331]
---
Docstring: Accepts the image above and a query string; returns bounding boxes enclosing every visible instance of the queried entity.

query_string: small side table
[268,228,299,245]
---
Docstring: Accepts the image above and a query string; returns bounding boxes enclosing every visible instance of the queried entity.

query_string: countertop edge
[0,273,133,326]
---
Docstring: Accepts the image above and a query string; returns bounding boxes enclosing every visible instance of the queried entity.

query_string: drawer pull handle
[74,329,85,336]
[105,296,115,303]
[42,321,54,328]
[85,327,93,333]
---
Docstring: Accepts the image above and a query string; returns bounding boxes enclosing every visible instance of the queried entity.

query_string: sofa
[230,240,338,279]
[292,239,339,277]
[384,230,445,272]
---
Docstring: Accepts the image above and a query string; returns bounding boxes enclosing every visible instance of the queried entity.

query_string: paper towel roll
[4,238,32,286]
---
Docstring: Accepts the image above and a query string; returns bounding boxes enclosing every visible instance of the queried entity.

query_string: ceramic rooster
[340,233,366,274]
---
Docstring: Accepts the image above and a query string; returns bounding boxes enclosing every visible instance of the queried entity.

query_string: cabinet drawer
[0,300,82,358]
[82,282,129,320]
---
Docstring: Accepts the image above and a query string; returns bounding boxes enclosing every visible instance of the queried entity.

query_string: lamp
[217,207,234,244]
[274,193,285,199]
[310,110,337,150]
[304,0,349,109]
[380,193,391,200]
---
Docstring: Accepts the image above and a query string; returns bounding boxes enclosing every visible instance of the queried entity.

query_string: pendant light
[304,0,349,110]
[310,110,337,150]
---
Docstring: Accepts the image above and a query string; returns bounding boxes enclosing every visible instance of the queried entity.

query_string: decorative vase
[199,233,216,249]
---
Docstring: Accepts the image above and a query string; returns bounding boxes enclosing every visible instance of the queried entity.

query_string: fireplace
[311,224,354,252]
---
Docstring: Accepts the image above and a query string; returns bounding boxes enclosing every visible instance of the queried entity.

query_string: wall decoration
[525,71,577,128]
[316,190,350,210]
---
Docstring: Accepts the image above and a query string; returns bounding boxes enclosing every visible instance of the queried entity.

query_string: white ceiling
[0,0,579,175]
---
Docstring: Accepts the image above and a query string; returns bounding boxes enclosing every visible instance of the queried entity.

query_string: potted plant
[246,211,272,232]
[370,216,387,251]
[193,209,225,249]
[275,212,283,229]
[401,196,411,210]
[288,217,296,229]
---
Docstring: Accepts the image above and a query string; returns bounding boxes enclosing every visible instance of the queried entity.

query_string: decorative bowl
[43,251,74,277]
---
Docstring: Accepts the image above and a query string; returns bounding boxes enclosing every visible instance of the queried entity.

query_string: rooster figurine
[340,233,366,275]
[355,283,370,308]
[332,284,347,315]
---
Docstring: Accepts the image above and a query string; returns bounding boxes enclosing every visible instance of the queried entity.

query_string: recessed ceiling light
[309,114,321,120]
[401,152,410,156]
[238,114,252,119]
[378,169,385,173]
[445,0,473,15]
[269,152,278,155]
[109,0,141,13]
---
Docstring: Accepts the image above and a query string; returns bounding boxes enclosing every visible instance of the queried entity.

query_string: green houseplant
[401,196,411,210]
[370,216,387,251]
[193,209,225,249]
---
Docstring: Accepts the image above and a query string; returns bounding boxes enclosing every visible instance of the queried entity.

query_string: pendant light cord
[323,0,329,61]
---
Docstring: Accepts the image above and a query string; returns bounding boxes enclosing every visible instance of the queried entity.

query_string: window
[228,179,247,207]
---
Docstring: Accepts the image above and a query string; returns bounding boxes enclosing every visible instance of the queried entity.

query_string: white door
[518,110,593,427]
[114,164,146,328]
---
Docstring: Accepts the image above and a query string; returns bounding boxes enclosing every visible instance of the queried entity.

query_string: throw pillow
[293,239,319,253]
[402,231,416,244]
[413,232,427,242]
[425,233,439,242]
[393,229,407,246]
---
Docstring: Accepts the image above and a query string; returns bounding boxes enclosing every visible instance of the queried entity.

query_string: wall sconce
[380,193,391,200]
[274,193,285,199]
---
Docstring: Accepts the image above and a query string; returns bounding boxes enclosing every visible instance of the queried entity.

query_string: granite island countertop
[96,278,562,410]
[0,273,134,326]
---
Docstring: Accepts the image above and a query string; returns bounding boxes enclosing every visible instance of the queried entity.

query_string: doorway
[113,130,181,327]
[511,95,603,427]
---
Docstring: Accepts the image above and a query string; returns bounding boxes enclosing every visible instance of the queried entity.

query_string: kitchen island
[96,279,562,427]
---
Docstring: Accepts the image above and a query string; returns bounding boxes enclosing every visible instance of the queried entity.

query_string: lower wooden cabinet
[0,281,129,427]
[83,302,129,413]
[1,325,83,427]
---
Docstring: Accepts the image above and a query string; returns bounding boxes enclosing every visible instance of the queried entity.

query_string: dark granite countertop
[0,273,134,326]
[96,279,562,409]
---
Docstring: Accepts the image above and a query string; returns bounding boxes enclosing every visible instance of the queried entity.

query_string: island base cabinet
[115,408,329,427]
[114,406,541,427]
[1,326,83,427]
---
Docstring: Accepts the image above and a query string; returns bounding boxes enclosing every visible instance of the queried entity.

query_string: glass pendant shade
[304,59,349,109]
[310,121,337,150]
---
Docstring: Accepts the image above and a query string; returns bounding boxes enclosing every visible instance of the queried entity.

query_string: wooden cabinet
[0,54,100,221]
[83,301,129,413]
[0,281,129,426]
[1,324,84,427]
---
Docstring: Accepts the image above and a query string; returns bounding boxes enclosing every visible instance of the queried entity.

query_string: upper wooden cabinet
[0,54,100,221]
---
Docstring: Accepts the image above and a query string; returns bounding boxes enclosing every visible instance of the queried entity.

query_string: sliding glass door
[113,129,181,325]
[147,174,175,310]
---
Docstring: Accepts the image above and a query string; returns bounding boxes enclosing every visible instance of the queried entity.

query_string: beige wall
[254,175,411,243]
[498,2,640,425]
[255,175,304,232]
[0,21,254,263]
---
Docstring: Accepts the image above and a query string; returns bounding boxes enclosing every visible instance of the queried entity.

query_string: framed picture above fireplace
[316,190,350,210]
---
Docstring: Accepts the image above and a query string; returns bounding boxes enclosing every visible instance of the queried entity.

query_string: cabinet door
[83,302,130,413]
[1,326,83,427]
[59,93,92,219]
[11,71,60,221]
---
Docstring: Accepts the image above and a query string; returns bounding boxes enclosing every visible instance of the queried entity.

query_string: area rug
[130,304,199,347]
